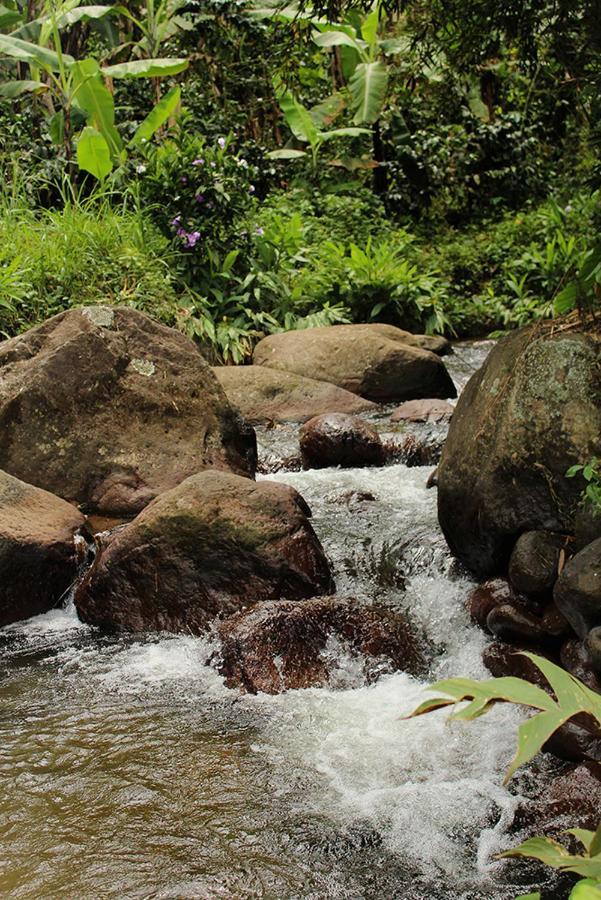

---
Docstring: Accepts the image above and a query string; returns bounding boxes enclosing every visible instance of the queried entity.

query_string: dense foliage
[0,0,599,360]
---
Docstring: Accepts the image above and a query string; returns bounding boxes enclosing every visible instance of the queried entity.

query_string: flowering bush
[135,124,260,279]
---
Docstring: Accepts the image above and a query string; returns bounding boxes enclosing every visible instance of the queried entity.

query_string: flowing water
[0,343,550,899]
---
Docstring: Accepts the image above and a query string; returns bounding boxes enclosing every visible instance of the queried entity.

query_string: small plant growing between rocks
[567,458,601,518]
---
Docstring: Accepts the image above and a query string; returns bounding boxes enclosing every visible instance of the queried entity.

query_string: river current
[0,343,551,899]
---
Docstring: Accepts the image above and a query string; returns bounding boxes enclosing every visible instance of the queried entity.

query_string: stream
[0,343,555,899]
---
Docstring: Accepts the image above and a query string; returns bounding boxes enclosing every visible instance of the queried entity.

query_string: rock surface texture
[299,413,384,469]
[75,471,334,633]
[252,324,456,402]
[0,470,85,626]
[216,595,424,694]
[437,325,601,575]
[0,307,256,517]
[212,364,375,424]
[554,537,601,638]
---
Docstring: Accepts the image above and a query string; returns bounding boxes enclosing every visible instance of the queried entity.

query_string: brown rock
[516,763,601,835]
[554,537,601,638]
[215,596,424,694]
[0,470,86,626]
[482,641,557,688]
[585,626,601,676]
[437,326,601,575]
[0,307,256,517]
[560,639,601,693]
[486,602,569,648]
[508,530,568,598]
[468,578,520,631]
[300,413,385,469]
[213,365,376,424]
[75,470,334,633]
[390,399,454,423]
[253,324,456,402]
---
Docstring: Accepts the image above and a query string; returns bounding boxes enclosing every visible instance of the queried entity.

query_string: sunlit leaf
[76,126,112,179]
[0,79,47,98]
[102,57,188,78]
[130,85,181,144]
[349,60,388,124]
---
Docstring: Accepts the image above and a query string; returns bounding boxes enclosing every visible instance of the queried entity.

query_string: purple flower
[180,175,188,183]
[255,227,264,236]
[186,231,201,248]
[171,215,181,226]
[218,137,226,149]
[192,158,204,166]
[195,193,205,203]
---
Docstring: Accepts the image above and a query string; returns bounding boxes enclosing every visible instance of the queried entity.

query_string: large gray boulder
[437,326,601,575]
[212,364,375,424]
[75,470,334,633]
[0,470,86,626]
[252,324,456,402]
[0,307,256,517]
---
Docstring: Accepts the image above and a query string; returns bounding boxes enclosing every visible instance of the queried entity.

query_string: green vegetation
[406,652,601,899]
[0,0,600,361]
[567,459,601,519]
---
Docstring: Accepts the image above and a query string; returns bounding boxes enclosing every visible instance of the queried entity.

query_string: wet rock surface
[75,470,334,633]
[300,413,385,469]
[437,325,601,576]
[508,530,567,598]
[213,364,376,424]
[215,595,425,694]
[554,536,601,638]
[253,324,456,402]
[0,470,86,626]
[0,307,256,517]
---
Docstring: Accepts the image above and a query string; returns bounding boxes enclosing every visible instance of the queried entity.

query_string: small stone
[585,626,601,676]
[390,399,454,423]
[508,530,567,598]
[486,602,568,647]
[300,413,384,469]
[554,537,601,637]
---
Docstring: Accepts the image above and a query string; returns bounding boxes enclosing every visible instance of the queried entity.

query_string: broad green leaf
[554,281,579,315]
[360,6,379,49]
[76,126,112,179]
[130,85,180,144]
[569,880,601,899]
[319,126,370,141]
[570,831,598,853]
[309,93,345,127]
[267,148,307,159]
[349,60,388,124]
[590,823,601,857]
[0,4,22,28]
[72,58,123,157]
[55,4,116,27]
[340,44,360,79]
[516,894,541,900]
[278,90,319,146]
[312,30,365,52]
[501,836,572,868]
[0,33,74,72]
[0,79,47,98]
[102,57,188,78]
[48,109,64,145]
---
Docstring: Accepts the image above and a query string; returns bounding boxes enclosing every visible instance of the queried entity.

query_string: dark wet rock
[0,470,86,626]
[468,578,540,632]
[300,413,385,469]
[560,639,601,693]
[426,467,438,489]
[509,531,568,598]
[0,307,256,517]
[253,324,456,402]
[482,641,558,688]
[75,471,334,633]
[437,325,601,576]
[574,505,601,552]
[386,433,445,468]
[215,595,425,694]
[325,490,377,505]
[554,537,601,638]
[486,602,570,648]
[213,365,376,424]
[585,626,601,676]
[516,763,601,835]
[390,399,454,423]
[544,720,601,764]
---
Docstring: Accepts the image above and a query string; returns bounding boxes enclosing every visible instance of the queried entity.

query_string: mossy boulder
[437,326,601,575]
[0,470,86,626]
[252,324,456,402]
[0,307,256,517]
[75,470,334,633]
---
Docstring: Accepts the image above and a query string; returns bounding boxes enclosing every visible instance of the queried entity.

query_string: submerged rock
[213,365,376,424]
[75,471,334,633]
[300,413,384,469]
[0,470,85,626]
[253,324,456,402]
[438,325,600,576]
[554,537,601,638]
[0,307,256,517]
[215,595,424,694]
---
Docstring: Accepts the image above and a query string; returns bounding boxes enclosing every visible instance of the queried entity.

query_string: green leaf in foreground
[130,85,181,145]
[76,126,112,180]
[404,653,601,782]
